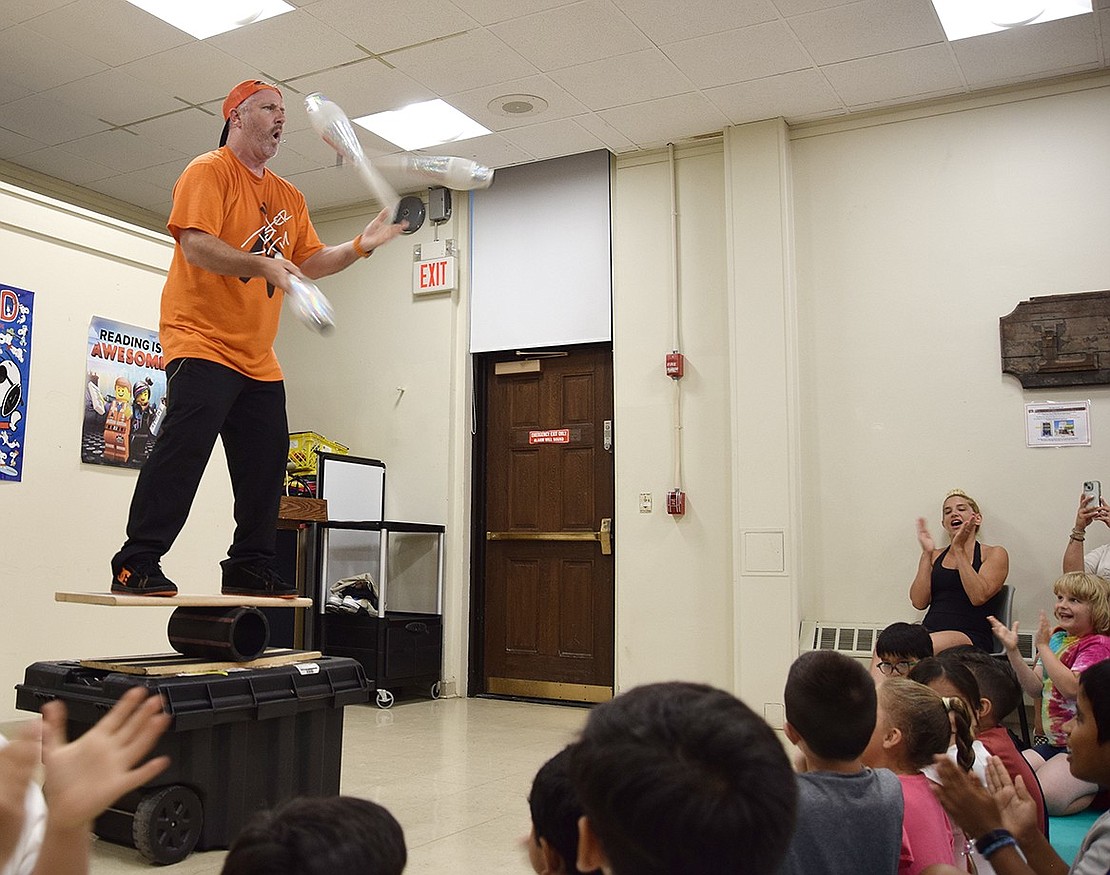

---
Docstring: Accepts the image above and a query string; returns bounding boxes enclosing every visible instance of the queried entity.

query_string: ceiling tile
[706,69,845,124]
[0,94,110,146]
[0,24,107,93]
[207,10,369,81]
[288,61,434,126]
[822,43,964,107]
[549,48,694,110]
[447,74,590,131]
[771,0,858,14]
[489,0,653,71]
[0,127,46,159]
[265,142,327,178]
[0,0,73,29]
[119,42,271,108]
[0,81,32,106]
[952,15,1100,88]
[617,0,779,44]
[13,146,117,185]
[787,0,944,65]
[573,112,637,151]
[25,0,190,66]
[46,70,184,127]
[597,92,729,146]
[59,128,190,173]
[383,29,539,94]
[500,117,610,160]
[128,108,225,159]
[664,21,812,89]
[450,0,575,25]
[413,132,534,167]
[87,172,174,212]
[305,0,477,54]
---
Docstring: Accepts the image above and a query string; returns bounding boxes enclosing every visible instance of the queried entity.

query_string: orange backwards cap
[222,79,281,119]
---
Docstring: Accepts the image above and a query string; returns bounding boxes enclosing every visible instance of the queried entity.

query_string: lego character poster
[0,284,33,483]
[82,316,166,469]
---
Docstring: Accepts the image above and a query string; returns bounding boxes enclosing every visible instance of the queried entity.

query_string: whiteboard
[470,150,612,353]
[317,454,384,522]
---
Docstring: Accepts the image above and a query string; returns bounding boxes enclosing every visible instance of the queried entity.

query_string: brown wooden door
[481,345,614,702]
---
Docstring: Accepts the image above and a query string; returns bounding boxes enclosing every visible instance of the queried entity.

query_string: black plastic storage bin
[15,656,371,864]
[324,611,443,707]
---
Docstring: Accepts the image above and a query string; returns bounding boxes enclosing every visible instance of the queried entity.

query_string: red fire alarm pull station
[665,352,684,379]
[667,489,686,515]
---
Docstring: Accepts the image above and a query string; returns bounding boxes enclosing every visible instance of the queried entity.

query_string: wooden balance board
[55,592,312,608]
[78,649,325,676]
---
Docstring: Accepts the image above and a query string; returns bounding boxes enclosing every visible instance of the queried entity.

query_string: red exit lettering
[420,260,446,288]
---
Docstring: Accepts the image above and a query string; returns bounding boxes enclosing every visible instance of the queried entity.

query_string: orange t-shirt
[160,147,325,381]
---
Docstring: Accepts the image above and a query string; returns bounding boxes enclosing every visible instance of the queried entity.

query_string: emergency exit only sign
[412,255,457,296]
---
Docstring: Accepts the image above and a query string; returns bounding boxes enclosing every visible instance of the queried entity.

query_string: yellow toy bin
[288,431,349,476]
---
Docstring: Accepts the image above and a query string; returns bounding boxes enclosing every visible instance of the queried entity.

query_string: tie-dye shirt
[1043,630,1110,745]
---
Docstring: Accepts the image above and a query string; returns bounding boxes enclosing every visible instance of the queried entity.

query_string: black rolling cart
[15,655,370,864]
[316,520,445,708]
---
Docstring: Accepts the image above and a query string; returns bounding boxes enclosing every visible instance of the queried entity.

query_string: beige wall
[5,77,1110,722]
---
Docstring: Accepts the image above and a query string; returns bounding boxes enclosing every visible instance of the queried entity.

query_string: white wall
[0,184,236,722]
[792,82,1110,632]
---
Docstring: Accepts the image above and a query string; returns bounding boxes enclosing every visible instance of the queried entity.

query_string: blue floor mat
[1050,809,1101,865]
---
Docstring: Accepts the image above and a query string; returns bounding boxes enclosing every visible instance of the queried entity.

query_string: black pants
[113,358,288,573]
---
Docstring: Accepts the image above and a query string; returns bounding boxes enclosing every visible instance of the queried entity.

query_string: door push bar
[486,518,612,555]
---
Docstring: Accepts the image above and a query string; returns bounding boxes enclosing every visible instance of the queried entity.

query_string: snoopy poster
[82,316,167,469]
[0,284,33,483]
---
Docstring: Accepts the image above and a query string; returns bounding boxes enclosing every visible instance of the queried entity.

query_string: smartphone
[1083,480,1102,509]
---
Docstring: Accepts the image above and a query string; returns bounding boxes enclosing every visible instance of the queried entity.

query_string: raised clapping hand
[40,687,170,834]
[1075,493,1110,532]
[1034,611,1053,653]
[988,614,1020,653]
[917,517,936,554]
[950,511,982,550]
[931,755,1038,843]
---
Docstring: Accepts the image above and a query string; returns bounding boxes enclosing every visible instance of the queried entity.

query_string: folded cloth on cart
[327,573,379,614]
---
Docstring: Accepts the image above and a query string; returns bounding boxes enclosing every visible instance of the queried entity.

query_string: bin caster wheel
[430,681,442,700]
[376,689,395,709]
[133,784,203,865]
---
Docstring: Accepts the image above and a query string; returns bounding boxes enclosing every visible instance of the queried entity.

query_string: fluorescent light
[931,0,1091,40]
[125,0,294,40]
[354,100,491,152]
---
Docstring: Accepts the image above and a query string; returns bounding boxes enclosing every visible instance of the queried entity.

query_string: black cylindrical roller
[167,606,269,662]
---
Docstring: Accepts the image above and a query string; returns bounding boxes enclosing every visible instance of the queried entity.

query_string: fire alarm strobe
[667,489,686,516]
[665,352,684,379]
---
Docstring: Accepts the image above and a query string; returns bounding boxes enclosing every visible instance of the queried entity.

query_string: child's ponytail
[942,696,975,772]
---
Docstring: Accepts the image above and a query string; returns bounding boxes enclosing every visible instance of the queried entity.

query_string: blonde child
[862,678,975,875]
[992,571,1110,815]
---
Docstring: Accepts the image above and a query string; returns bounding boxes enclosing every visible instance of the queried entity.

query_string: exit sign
[413,255,456,296]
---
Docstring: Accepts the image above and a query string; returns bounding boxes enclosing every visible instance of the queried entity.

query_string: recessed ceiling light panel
[931,0,1090,40]
[125,0,294,40]
[354,99,491,152]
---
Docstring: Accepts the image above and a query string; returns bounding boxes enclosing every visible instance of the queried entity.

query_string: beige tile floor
[88,696,591,874]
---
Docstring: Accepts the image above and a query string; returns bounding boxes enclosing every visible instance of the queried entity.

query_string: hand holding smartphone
[1083,480,1102,509]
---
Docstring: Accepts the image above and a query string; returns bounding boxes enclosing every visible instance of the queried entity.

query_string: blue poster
[82,316,166,468]
[0,284,33,482]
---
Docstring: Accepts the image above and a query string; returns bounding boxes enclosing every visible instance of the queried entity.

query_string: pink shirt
[898,773,955,875]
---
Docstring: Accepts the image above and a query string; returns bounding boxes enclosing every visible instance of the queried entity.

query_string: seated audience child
[861,677,975,875]
[1,686,170,875]
[930,659,1110,875]
[779,651,904,875]
[569,681,796,875]
[526,745,597,875]
[946,647,1048,835]
[220,796,406,875]
[873,622,935,682]
[992,571,1110,815]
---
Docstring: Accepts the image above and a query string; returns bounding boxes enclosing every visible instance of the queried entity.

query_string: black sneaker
[111,556,178,597]
[221,562,298,599]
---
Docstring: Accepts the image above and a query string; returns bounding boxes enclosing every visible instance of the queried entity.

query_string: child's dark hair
[880,678,975,771]
[570,682,797,875]
[785,651,877,761]
[219,796,406,875]
[529,745,596,874]
[875,622,934,660]
[945,647,1022,720]
[907,656,982,722]
[1080,660,1110,744]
